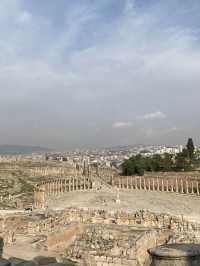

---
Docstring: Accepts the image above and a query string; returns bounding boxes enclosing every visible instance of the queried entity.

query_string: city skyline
[1,0,200,149]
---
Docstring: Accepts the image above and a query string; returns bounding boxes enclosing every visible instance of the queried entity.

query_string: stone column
[58,180,60,195]
[54,180,57,196]
[166,180,169,192]
[77,178,79,190]
[143,178,146,190]
[65,179,67,192]
[123,177,125,189]
[127,176,129,189]
[135,178,138,190]
[171,180,174,192]
[148,179,151,191]
[51,181,54,196]
[61,178,65,194]
[88,177,91,189]
[186,180,189,194]
[176,179,179,193]
[75,177,77,191]
[196,181,199,196]
[152,179,155,191]
[110,175,113,186]
[68,178,70,192]
[139,177,142,190]
[191,181,194,194]
[61,179,63,194]
[34,190,37,208]
[161,180,164,192]
[157,178,159,191]
[181,179,184,193]
[57,180,60,196]
[42,189,45,209]
[48,182,50,196]
[83,176,86,190]
[148,243,200,266]
[49,182,52,196]
[131,177,134,189]
[53,181,55,196]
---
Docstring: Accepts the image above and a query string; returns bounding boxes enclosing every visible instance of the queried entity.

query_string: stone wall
[1,209,200,265]
[27,209,200,239]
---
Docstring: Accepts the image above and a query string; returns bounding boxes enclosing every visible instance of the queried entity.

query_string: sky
[0,0,200,149]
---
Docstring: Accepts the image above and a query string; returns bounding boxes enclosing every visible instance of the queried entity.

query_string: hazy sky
[1,0,200,149]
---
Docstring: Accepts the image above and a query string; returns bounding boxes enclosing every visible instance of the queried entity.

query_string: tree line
[122,138,200,176]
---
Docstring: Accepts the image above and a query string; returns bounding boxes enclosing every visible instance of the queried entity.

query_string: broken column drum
[148,244,200,266]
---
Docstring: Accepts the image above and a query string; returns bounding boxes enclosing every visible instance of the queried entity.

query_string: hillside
[0,145,51,155]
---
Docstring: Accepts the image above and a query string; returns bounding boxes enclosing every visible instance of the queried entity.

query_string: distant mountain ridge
[0,145,51,155]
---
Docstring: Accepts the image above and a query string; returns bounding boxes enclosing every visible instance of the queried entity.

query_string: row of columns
[34,188,45,209]
[34,176,93,209]
[30,167,81,177]
[44,176,93,196]
[116,176,200,195]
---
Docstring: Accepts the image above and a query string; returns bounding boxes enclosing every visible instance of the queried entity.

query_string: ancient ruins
[1,162,200,266]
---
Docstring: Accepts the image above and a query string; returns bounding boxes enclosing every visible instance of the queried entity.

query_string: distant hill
[0,145,52,155]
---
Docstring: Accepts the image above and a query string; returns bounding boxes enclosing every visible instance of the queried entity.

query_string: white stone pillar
[139,177,142,190]
[144,178,146,190]
[161,180,164,192]
[166,180,169,192]
[152,179,155,191]
[54,181,56,196]
[83,176,86,190]
[148,179,151,191]
[196,181,199,195]
[176,179,179,193]
[135,177,138,190]
[52,181,54,196]
[58,180,60,195]
[186,180,189,194]
[191,181,194,194]
[171,180,174,192]
[181,179,184,193]
[131,177,134,189]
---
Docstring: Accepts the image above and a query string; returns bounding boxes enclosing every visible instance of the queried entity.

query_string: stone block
[8,257,26,266]
[0,259,10,266]
[33,257,57,266]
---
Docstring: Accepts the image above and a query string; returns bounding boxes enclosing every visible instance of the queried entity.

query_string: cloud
[141,111,167,121]
[0,0,199,148]
[112,122,133,128]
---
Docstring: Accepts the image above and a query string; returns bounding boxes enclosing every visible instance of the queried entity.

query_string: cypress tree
[186,138,195,159]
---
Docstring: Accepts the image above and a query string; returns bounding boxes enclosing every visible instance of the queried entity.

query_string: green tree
[174,149,191,171]
[186,138,195,159]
